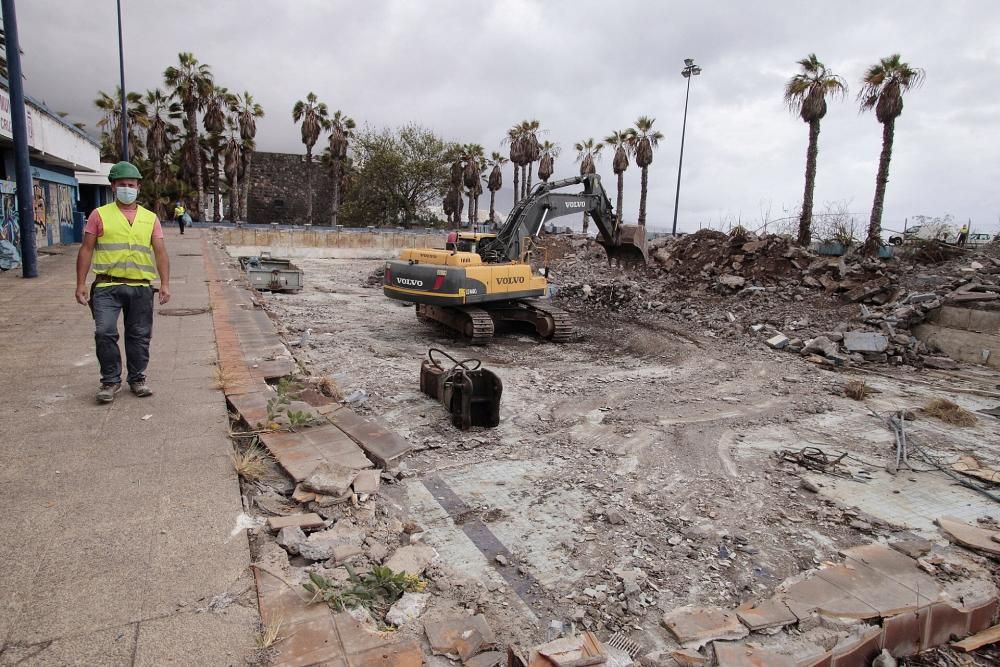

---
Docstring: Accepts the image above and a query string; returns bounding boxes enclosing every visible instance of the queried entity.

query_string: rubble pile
[363,264,385,287]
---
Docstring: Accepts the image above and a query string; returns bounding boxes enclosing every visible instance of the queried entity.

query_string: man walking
[75,161,171,403]
[957,223,969,247]
[173,200,186,235]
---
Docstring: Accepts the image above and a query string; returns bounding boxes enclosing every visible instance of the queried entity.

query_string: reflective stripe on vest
[92,203,158,281]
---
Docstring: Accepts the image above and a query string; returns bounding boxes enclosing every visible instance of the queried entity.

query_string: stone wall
[246,151,335,225]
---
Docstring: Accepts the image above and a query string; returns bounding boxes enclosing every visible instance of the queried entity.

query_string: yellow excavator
[382,174,647,343]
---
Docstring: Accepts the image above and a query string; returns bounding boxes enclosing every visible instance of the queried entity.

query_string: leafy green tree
[164,53,214,219]
[292,92,330,224]
[858,54,925,255]
[574,138,602,232]
[628,116,663,226]
[784,54,847,246]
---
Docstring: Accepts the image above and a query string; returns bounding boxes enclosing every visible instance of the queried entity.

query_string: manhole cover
[158,307,210,316]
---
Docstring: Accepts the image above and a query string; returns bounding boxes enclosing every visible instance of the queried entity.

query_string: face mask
[116,186,138,205]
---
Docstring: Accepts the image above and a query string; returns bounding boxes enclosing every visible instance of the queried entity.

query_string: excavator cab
[598,224,649,267]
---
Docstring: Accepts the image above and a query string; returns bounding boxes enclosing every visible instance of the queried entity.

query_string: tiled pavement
[0,229,255,665]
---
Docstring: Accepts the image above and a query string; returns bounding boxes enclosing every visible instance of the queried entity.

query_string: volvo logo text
[497,276,525,285]
[396,278,424,287]
[563,201,586,209]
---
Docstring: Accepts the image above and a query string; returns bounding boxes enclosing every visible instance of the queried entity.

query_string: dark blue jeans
[91,284,154,385]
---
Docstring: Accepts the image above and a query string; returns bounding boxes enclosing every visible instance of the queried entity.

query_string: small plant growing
[729,224,748,241]
[923,398,977,426]
[286,409,319,430]
[844,379,871,401]
[232,440,269,481]
[303,565,426,618]
[254,613,285,649]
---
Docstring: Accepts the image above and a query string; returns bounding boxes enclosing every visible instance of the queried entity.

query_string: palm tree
[143,88,178,220]
[164,52,214,220]
[784,54,847,246]
[326,110,355,226]
[504,125,524,204]
[859,54,925,256]
[94,87,149,162]
[604,130,633,228]
[224,118,241,222]
[235,91,264,221]
[521,120,541,197]
[537,141,559,183]
[203,86,235,221]
[574,138,603,232]
[444,144,464,226]
[486,152,508,223]
[628,116,664,226]
[462,144,485,225]
[292,92,330,225]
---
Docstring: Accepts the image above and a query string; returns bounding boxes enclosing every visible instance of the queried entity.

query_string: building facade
[0,79,101,249]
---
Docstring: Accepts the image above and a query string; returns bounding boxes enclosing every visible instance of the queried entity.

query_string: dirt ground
[258,254,1000,663]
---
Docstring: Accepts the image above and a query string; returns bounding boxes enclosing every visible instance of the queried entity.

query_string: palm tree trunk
[189,110,204,220]
[798,119,821,246]
[240,151,253,222]
[467,191,474,226]
[331,159,341,226]
[230,169,239,223]
[521,165,528,200]
[638,166,649,226]
[582,210,588,233]
[305,148,313,225]
[152,161,164,220]
[527,161,533,195]
[512,166,519,204]
[489,190,496,224]
[616,172,625,227]
[865,119,894,256]
[213,151,222,222]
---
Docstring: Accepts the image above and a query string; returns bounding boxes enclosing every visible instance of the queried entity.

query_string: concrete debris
[289,522,365,561]
[766,334,789,350]
[302,461,360,496]
[936,516,1000,556]
[735,597,797,631]
[351,468,382,495]
[530,631,606,667]
[713,641,796,667]
[953,623,1000,652]
[466,651,505,667]
[670,648,707,666]
[424,614,496,661]
[267,513,325,531]
[385,591,431,626]
[661,606,749,648]
[383,544,438,576]
[275,525,306,555]
[843,331,889,353]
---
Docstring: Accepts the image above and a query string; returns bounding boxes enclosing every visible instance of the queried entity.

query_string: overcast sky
[14,1,1000,234]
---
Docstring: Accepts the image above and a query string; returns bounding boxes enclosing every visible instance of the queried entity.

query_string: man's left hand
[158,285,171,305]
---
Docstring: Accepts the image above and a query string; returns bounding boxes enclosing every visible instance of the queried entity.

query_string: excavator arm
[478,174,648,266]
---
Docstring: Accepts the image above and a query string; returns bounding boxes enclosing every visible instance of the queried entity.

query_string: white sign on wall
[0,89,36,144]
[0,88,99,172]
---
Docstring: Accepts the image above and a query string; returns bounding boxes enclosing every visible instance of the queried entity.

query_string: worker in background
[75,161,171,403]
[446,229,458,251]
[957,223,969,247]
[173,200,187,235]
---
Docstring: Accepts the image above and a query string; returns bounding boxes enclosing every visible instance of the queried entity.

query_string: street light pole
[2,0,38,277]
[116,0,127,161]
[671,58,701,236]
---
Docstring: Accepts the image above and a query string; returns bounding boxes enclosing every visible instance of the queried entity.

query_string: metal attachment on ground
[776,446,851,478]
[420,348,502,430]
[239,253,304,293]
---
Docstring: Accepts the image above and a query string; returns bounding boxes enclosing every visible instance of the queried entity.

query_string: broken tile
[303,461,361,496]
[713,641,796,667]
[670,648,706,666]
[424,615,496,661]
[353,468,382,495]
[936,516,1000,556]
[735,597,797,631]
[384,544,437,577]
[780,572,880,621]
[298,523,366,561]
[465,651,504,667]
[385,592,431,627]
[953,623,1000,652]
[927,602,970,648]
[532,631,606,667]
[661,606,748,648]
[328,409,412,467]
[882,607,930,657]
[267,513,325,531]
[815,560,931,617]
[830,628,882,667]
[966,598,999,635]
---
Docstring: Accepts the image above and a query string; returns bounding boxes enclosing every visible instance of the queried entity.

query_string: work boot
[129,381,153,397]
[96,383,122,404]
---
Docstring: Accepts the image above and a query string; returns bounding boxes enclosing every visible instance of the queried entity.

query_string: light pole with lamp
[671,58,701,236]
[117,0,128,160]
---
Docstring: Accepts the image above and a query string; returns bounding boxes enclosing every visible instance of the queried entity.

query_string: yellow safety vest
[92,203,158,285]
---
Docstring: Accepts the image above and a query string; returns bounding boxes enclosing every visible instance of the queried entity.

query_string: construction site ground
[260,250,1000,663]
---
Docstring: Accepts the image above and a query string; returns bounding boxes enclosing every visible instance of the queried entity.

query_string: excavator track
[521,299,574,342]
[416,304,495,344]
[488,299,574,342]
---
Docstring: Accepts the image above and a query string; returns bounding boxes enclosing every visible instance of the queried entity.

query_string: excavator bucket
[599,224,649,267]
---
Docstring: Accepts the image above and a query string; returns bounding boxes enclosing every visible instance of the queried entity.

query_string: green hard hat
[108,161,143,182]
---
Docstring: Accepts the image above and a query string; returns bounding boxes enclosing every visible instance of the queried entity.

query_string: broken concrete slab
[713,642,796,667]
[327,407,412,467]
[803,335,838,357]
[734,597,797,631]
[936,516,1000,556]
[298,523,366,561]
[766,334,789,350]
[424,615,496,661]
[923,356,960,370]
[531,631,606,667]
[384,544,438,576]
[267,513,325,532]
[352,468,382,495]
[661,606,748,648]
[843,331,889,353]
[385,592,431,627]
[302,461,360,496]
[276,526,306,555]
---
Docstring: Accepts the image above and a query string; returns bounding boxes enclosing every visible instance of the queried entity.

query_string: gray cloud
[15,0,1000,233]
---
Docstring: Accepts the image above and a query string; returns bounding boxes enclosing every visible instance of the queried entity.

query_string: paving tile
[881,606,930,657]
[327,410,411,467]
[334,612,399,655]
[839,544,941,601]
[228,390,273,427]
[926,601,970,648]
[780,573,880,621]
[797,651,833,667]
[967,597,999,635]
[714,641,796,667]
[815,561,930,616]
[661,607,748,648]
[268,513,326,531]
[735,597,797,631]
[830,628,882,667]
[424,615,497,659]
[271,613,343,667]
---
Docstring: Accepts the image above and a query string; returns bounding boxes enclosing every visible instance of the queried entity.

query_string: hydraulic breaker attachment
[420,348,502,430]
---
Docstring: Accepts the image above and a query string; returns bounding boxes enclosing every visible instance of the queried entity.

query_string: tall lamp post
[116,0,128,160]
[671,58,701,236]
